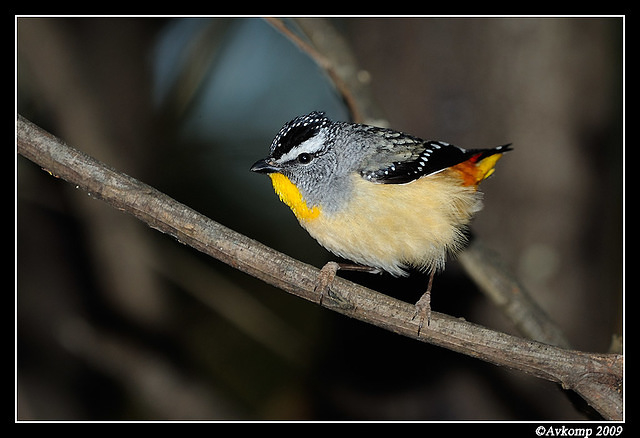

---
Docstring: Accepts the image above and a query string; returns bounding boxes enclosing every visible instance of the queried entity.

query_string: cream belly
[300,172,483,277]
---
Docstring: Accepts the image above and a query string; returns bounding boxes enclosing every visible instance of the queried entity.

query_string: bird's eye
[297,153,313,164]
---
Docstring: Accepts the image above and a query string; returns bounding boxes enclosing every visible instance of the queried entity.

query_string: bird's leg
[413,270,435,335]
[315,262,380,305]
[315,262,340,304]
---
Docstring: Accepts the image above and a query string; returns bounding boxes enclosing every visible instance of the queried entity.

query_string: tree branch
[17,114,622,420]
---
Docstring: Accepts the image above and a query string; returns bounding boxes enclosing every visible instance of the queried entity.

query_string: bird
[251,111,511,333]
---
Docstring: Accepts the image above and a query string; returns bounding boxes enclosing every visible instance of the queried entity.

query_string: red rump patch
[451,152,503,187]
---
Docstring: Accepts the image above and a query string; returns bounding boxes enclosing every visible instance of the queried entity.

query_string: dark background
[16,17,623,420]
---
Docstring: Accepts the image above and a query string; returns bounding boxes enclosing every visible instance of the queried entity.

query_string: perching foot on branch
[315,261,381,305]
[412,270,436,335]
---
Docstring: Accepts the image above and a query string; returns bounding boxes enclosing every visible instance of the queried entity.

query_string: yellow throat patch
[268,173,320,222]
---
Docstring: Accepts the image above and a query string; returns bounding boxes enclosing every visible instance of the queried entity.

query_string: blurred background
[16,17,623,420]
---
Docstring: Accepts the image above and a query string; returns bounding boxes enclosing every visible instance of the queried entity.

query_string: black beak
[250,158,280,174]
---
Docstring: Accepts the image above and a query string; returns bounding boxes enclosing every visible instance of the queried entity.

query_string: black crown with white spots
[270,111,330,159]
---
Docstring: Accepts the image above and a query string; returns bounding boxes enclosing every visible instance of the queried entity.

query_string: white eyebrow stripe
[277,133,327,163]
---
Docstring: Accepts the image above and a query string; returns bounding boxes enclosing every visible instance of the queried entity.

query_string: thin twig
[17,114,622,420]
[265,18,366,123]
[458,239,573,349]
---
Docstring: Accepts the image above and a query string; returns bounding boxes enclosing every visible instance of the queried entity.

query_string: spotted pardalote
[251,111,511,330]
